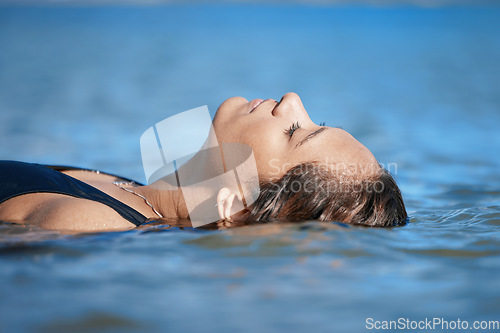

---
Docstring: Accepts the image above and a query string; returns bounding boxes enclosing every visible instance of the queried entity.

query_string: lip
[248,99,265,113]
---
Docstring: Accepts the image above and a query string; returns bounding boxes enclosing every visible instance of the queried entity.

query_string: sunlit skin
[0,92,380,232]
[213,92,379,179]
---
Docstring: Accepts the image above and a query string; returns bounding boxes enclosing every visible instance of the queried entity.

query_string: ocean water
[0,4,499,333]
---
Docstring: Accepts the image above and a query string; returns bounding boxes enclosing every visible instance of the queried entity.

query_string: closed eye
[284,122,301,139]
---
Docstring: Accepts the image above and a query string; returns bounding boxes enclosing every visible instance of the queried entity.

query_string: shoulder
[33,196,137,232]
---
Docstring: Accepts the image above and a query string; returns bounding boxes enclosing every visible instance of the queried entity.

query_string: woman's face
[212,92,379,179]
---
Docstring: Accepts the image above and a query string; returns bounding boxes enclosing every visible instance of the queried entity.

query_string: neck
[132,141,228,221]
[133,184,189,220]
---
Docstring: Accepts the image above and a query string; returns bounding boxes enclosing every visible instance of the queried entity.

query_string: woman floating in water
[0,93,407,232]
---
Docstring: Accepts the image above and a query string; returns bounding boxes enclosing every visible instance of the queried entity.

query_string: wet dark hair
[246,162,407,227]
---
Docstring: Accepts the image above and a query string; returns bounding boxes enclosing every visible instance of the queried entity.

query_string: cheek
[238,123,287,177]
[240,121,279,150]
[214,111,289,177]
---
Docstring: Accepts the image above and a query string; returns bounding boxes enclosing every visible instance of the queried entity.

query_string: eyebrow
[295,127,328,149]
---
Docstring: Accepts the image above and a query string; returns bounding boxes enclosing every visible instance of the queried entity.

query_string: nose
[272,92,309,122]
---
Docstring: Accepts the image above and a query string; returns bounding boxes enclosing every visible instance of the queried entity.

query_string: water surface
[0,5,499,332]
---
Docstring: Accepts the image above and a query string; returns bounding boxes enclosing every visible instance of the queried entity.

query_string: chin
[217,96,248,113]
[213,96,248,126]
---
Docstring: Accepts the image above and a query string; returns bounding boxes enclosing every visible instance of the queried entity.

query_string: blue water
[0,5,499,333]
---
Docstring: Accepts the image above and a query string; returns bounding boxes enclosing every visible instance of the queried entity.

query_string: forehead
[291,127,378,170]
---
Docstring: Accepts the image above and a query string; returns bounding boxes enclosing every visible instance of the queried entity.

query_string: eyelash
[320,122,326,126]
[285,122,301,138]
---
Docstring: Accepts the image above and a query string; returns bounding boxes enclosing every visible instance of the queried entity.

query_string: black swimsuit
[0,160,147,226]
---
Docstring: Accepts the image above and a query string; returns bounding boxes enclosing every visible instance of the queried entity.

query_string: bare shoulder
[31,196,137,232]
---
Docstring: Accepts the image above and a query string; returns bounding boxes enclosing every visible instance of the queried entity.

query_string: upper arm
[32,197,137,232]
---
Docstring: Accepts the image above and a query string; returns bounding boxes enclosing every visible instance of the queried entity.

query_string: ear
[216,187,246,221]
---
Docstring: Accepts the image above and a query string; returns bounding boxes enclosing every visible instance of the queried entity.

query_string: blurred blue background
[1,4,498,185]
[0,3,499,333]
